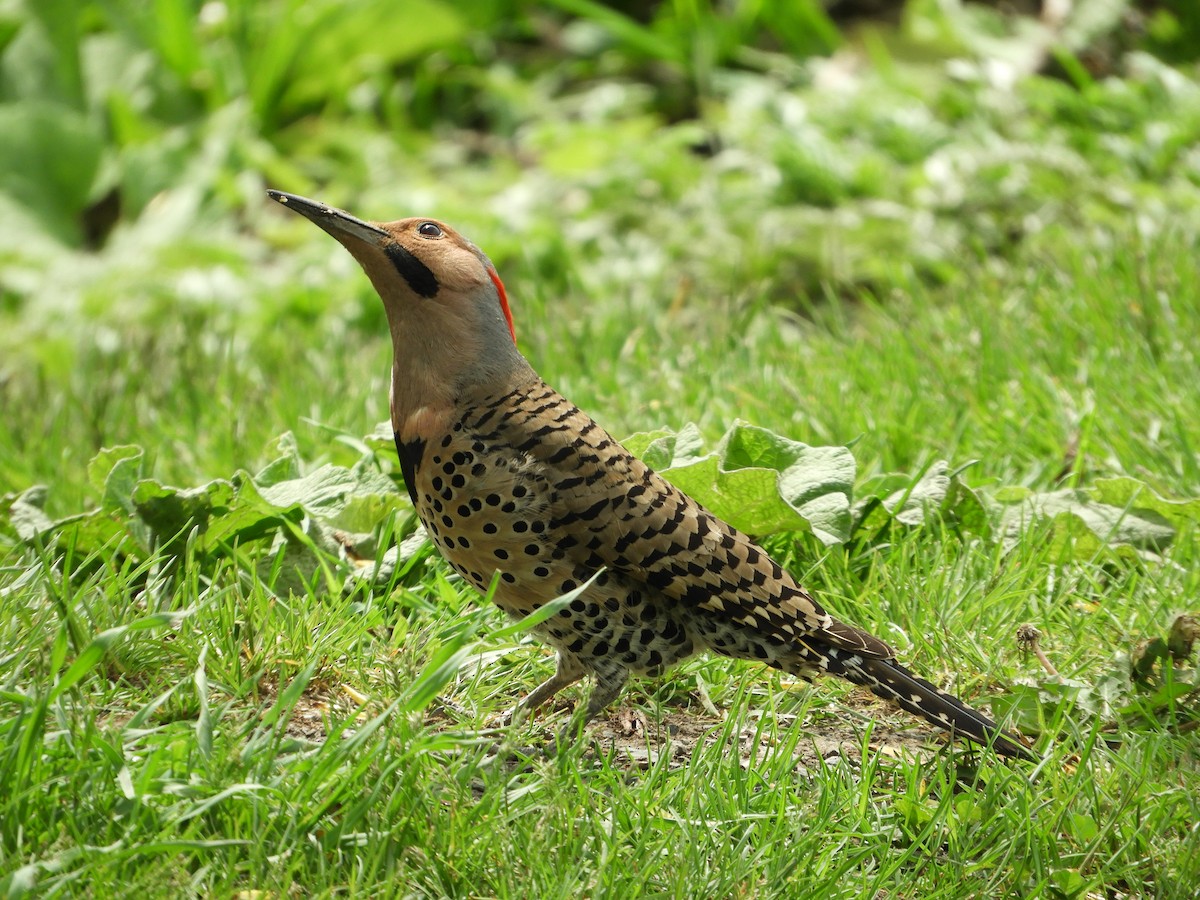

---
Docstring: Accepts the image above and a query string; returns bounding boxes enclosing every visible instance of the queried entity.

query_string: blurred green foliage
[1,0,1199,493]
[2,0,1198,304]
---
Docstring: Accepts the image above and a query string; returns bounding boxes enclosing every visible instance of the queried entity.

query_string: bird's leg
[556,662,629,745]
[581,664,629,722]
[505,652,587,726]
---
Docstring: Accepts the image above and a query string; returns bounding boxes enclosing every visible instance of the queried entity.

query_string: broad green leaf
[643,421,855,544]
[1090,477,1200,530]
[86,445,144,514]
[994,485,1032,502]
[0,102,104,245]
[255,431,303,486]
[1,486,54,542]
[623,426,708,472]
[938,476,992,538]
[997,488,1177,560]
[131,478,236,547]
[578,422,856,542]
[622,427,678,467]
[665,424,708,464]
[363,421,395,453]
[342,525,432,592]
[887,461,951,526]
[204,473,303,548]
[280,0,467,114]
[23,0,84,107]
[853,461,970,537]
[1,483,144,558]
[640,424,708,471]
[1068,813,1099,844]
[254,463,397,519]
[1049,868,1087,898]
[51,508,143,558]
[989,680,1086,734]
[332,491,409,535]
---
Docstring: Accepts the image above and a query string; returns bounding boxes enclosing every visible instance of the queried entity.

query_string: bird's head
[269,190,526,416]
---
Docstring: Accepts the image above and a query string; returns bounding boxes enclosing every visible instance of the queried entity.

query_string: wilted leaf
[1130,638,1169,684]
[1167,614,1200,662]
[1129,613,1199,687]
[1010,612,1200,741]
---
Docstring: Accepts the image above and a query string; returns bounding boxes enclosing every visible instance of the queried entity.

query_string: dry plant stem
[1017,624,1058,677]
[1034,647,1058,677]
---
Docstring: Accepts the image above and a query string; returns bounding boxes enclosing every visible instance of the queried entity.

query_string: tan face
[267,191,515,343]
[266,191,488,296]
[372,217,494,298]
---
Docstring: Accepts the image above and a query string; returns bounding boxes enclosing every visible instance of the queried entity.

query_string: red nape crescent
[488,266,516,342]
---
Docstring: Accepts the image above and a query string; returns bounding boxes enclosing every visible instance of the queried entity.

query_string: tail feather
[815,644,1034,760]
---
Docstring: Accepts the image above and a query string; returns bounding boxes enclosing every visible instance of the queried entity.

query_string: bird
[268,188,1033,760]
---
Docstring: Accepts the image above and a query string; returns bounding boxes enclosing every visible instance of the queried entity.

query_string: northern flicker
[269,189,1033,760]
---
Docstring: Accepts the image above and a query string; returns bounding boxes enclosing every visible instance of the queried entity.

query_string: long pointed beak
[267,190,388,246]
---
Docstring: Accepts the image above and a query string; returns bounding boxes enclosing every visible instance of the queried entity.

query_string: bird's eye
[417,222,443,238]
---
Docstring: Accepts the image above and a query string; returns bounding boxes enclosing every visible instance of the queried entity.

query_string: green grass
[3,1,1200,897]
[4,229,1198,896]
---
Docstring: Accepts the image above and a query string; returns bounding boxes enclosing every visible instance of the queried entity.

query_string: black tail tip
[990,732,1039,762]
